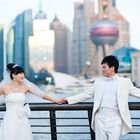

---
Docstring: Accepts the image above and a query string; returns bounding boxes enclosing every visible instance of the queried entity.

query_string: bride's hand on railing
[56,98,68,104]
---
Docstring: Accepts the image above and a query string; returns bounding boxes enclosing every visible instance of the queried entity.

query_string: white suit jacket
[67,75,140,135]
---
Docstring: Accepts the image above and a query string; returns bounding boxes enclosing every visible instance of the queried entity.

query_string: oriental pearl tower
[89,0,119,75]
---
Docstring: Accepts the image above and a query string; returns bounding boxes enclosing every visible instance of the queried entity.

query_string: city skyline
[0,0,139,49]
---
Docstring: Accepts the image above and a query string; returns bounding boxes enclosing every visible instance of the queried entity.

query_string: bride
[0,63,63,140]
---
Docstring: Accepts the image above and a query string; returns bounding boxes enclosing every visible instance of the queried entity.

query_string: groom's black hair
[7,63,25,79]
[101,55,119,73]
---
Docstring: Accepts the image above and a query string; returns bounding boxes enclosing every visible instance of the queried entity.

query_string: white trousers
[95,108,122,140]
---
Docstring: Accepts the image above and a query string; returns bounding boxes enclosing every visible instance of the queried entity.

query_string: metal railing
[0,102,140,140]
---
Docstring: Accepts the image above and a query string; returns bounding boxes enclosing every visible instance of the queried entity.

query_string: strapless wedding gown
[0,93,32,140]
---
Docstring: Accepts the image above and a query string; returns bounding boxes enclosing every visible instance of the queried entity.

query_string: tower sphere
[90,19,119,46]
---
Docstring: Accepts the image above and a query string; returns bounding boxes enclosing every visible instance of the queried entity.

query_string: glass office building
[0,24,4,80]
[14,9,33,78]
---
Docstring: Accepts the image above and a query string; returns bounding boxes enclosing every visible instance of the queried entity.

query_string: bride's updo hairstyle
[7,63,25,79]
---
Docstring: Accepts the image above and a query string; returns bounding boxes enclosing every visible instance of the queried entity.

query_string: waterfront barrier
[0,102,140,140]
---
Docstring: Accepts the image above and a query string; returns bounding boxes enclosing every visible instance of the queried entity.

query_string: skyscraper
[112,0,116,7]
[72,0,95,75]
[131,52,140,87]
[50,15,71,73]
[0,24,4,80]
[29,8,54,75]
[6,22,15,64]
[14,9,33,78]
[72,2,85,75]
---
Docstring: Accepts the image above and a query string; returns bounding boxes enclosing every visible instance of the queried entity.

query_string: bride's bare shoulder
[2,83,10,88]
[2,84,11,91]
[0,84,10,95]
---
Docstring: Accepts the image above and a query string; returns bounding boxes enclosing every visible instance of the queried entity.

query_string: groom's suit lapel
[116,76,122,98]
[98,78,105,102]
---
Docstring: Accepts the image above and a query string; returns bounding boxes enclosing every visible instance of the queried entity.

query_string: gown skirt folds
[0,93,32,140]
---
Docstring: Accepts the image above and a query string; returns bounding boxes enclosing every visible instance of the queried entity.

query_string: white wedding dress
[0,93,32,140]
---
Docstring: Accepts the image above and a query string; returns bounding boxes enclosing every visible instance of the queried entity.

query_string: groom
[61,55,140,140]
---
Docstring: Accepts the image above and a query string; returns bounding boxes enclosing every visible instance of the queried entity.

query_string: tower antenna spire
[39,0,42,11]
[112,0,116,7]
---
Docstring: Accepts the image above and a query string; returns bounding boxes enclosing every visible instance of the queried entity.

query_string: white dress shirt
[100,75,118,110]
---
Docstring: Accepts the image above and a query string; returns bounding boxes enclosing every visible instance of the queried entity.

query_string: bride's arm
[0,87,5,96]
[0,90,3,96]
[42,94,62,104]
[25,82,63,104]
[0,79,5,96]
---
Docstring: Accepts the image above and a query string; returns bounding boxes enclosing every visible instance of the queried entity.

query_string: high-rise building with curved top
[50,15,71,74]
[29,7,54,74]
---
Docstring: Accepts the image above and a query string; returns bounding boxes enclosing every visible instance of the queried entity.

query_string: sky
[0,0,140,49]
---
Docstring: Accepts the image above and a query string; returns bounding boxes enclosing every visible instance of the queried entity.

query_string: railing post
[50,110,57,140]
[88,110,95,140]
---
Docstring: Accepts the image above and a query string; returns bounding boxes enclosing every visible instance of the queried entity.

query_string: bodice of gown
[5,93,25,109]
[4,93,30,117]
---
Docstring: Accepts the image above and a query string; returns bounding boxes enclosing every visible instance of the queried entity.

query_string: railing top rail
[0,102,140,111]
[0,102,93,111]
